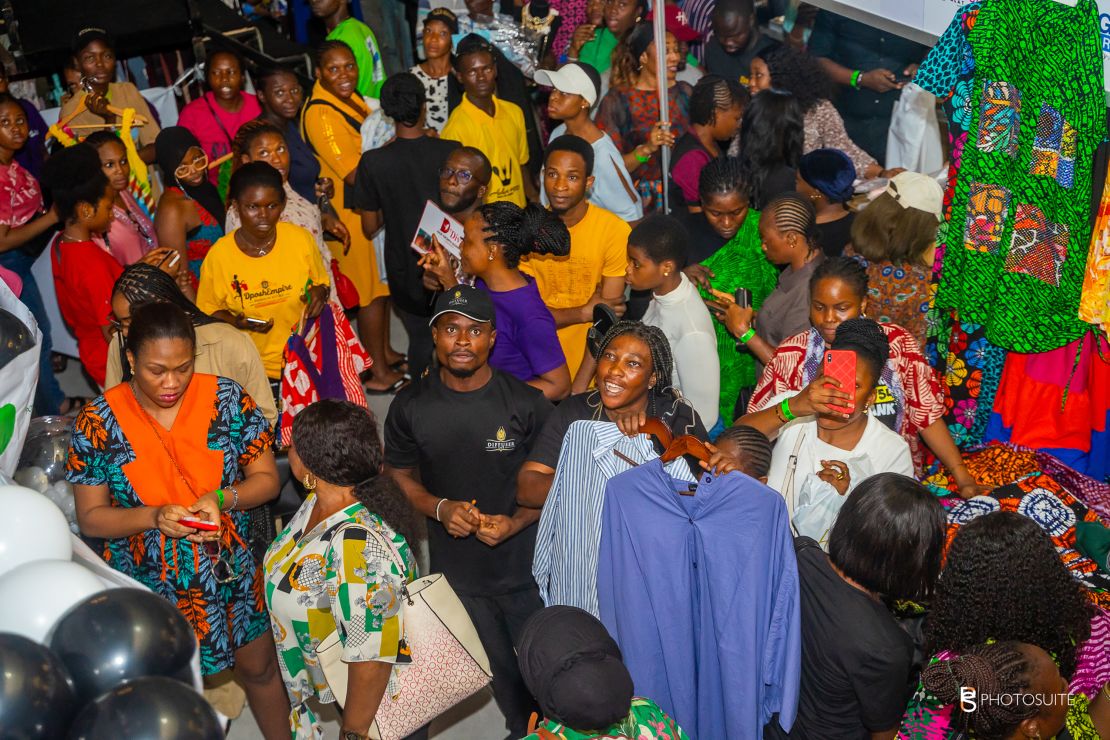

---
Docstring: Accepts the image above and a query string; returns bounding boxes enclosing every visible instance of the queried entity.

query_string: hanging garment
[597,460,801,739]
[984,332,1110,481]
[914,0,1103,353]
[532,420,695,618]
[1080,165,1110,334]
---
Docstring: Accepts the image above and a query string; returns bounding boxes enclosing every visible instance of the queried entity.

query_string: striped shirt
[533,420,696,617]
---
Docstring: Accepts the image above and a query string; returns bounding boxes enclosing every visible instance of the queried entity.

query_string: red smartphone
[823,349,857,415]
[179,517,219,532]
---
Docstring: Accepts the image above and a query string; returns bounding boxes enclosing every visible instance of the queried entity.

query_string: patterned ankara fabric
[898,651,1102,739]
[1080,165,1110,334]
[914,0,1103,353]
[65,376,273,675]
[695,211,779,424]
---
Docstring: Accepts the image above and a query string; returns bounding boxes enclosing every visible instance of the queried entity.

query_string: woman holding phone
[742,256,983,495]
[735,317,913,511]
[66,301,290,739]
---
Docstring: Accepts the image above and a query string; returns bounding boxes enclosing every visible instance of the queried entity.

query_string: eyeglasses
[174,152,209,180]
[205,541,240,584]
[439,166,474,184]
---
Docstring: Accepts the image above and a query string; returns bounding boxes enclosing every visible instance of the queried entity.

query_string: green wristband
[737,326,757,344]
[850,70,862,88]
[216,488,225,511]
[780,397,796,422]
[635,150,651,164]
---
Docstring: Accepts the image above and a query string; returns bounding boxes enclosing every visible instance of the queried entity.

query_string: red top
[51,235,123,387]
[177,91,263,186]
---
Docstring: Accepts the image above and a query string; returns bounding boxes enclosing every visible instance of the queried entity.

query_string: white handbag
[316,524,492,740]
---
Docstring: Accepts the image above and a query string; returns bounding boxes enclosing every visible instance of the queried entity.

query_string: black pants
[393,304,434,379]
[458,586,544,739]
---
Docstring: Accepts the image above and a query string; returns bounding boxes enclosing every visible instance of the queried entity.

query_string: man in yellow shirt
[441,34,537,206]
[520,135,629,388]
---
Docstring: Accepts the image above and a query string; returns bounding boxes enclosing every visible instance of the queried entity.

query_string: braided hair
[768,192,816,237]
[113,263,219,381]
[477,202,570,269]
[921,642,1041,739]
[291,400,419,547]
[830,317,889,383]
[716,424,772,479]
[690,74,748,127]
[232,118,285,160]
[926,511,1093,679]
[810,255,869,300]
[697,156,751,205]
[595,321,675,400]
[114,263,219,326]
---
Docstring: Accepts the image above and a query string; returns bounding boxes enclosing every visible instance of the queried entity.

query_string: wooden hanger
[611,417,712,495]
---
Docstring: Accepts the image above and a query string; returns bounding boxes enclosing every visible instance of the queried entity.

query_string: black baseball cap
[429,285,496,326]
[72,27,115,56]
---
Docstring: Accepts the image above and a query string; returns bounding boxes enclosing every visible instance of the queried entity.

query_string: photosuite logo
[959,687,977,713]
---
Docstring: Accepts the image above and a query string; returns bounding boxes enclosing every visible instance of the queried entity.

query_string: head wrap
[154,126,226,230]
[516,606,634,731]
[798,148,856,204]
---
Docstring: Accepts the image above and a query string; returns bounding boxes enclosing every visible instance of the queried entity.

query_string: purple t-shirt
[480,276,566,382]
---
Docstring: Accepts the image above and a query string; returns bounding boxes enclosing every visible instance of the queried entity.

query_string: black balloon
[66,676,223,739]
[0,632,79,739]
[49,589,196,703]
[0,308,35,372]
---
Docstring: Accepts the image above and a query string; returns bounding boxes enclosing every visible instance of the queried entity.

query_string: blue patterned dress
[66,374,272,675]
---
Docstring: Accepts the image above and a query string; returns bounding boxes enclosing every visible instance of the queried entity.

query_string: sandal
[389,354,409,374]
[364,375,411,395]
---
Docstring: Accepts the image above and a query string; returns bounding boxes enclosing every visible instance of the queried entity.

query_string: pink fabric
[672,148,713,203]
[0,265,21,296]
[95,191,157,266]
[551,0,588,59]
[177,91,263,185]
[1023,334,1093,394]
[1072,608,1110,698]
[0,159,43,227]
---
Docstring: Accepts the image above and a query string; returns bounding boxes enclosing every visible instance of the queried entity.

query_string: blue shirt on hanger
[597,459,802,739]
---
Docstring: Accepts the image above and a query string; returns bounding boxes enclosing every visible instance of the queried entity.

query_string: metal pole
[653,2,670,214]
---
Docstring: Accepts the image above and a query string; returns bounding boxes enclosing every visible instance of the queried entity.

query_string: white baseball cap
[533,62,602,107]
[887,171,944,221]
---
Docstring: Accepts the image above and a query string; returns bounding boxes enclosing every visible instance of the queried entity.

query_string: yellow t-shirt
[441,95,528,206]
[196,222,330,379]
[520,204,630,376]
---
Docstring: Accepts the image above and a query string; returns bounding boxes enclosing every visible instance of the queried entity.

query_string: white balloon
[0,560,105,642]
[0,486,73,577]
[13,465,48,493]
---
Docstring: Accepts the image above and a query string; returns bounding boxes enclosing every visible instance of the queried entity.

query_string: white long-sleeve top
[642,273,721,429]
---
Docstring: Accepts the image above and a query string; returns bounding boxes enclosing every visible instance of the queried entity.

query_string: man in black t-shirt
[703,0,778,87]
[384,286,552,739]
[352,72,460,377]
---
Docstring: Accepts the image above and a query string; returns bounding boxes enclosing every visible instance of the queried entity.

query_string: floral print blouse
[264,495,417,739]
[524,697,691,740]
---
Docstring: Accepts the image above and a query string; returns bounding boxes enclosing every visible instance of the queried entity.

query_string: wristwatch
[342,732,368,740]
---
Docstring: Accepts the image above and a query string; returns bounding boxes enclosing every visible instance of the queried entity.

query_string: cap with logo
[534,62,603,107]
[429,285,496,326]
[645,4,702,42]
[72,27,115,56]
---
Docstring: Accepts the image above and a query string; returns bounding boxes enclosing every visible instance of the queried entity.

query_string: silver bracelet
[228,485,240,511]
[435,497,448,522]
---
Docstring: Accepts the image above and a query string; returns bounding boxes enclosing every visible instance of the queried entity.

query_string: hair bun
[522,203,570,257]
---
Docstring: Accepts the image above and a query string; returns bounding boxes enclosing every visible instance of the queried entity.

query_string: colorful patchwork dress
[914,0,1103,446]
[65,374,273,676]
[264,495,417,738]
[524,697,691,740]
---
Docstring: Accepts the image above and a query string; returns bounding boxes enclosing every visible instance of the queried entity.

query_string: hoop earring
[303,473,317,491]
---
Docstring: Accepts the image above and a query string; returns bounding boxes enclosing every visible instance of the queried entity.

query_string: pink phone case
[823,350,856,415]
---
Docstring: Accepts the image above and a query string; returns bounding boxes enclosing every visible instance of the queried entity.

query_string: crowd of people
[0,0,1101,738]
